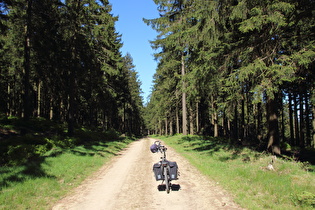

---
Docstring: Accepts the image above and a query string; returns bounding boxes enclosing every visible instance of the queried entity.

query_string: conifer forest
[144,0,315,153]
[0,0,144,136]
[0,0,315,155]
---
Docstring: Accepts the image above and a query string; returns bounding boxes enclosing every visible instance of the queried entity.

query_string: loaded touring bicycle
[150,141,179,193]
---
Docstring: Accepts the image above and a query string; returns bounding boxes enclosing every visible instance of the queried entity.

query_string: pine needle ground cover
[156,135,315,209]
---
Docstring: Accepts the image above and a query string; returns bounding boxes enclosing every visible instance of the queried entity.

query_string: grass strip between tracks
[0,138,133,209]
[155,134,315,210]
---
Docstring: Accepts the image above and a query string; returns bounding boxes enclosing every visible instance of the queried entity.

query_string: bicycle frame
[155,141,171,193]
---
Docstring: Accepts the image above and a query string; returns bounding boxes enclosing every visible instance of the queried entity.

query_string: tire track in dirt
[52,138,243,210]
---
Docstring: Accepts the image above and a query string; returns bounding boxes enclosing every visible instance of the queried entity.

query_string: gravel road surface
[52,138,243,210]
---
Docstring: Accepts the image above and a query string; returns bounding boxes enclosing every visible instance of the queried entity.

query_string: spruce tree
[145,0,197,135]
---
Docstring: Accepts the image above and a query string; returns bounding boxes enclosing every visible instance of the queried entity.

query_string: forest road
[52,138,243,210]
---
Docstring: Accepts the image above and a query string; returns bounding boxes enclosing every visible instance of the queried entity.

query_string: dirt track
[52,138,243,210]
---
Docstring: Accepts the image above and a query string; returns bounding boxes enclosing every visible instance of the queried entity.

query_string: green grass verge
[155,134,315,210]
[0,138,133,209]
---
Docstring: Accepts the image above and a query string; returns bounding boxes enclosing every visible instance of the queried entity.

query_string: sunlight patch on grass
[0,138,133,209]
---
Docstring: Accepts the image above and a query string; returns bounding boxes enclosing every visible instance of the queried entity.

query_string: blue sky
[109,0,159,103]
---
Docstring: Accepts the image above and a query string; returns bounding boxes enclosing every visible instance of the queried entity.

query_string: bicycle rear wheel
[164,166,170,193]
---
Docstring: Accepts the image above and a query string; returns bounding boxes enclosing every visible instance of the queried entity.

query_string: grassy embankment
[155,135,315,209]
[0,116,134,209]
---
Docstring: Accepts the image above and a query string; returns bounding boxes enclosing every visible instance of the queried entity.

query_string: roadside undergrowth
[0,129,134,209]
[0,116,138,209]
[154,135,315,209]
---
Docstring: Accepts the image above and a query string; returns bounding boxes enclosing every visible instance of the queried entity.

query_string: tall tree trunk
[165,118,168,135]
[241,98,245,140]
[246,97,251,140]
[212,102,218,137]
[310,87,315,148]
[211,96,218,137]
[23,0,33,120]
[293,93,299,146]
[312,105,315,148]
[228,119,231,138]
[288,93,294,145]
[67,0,82,136]
[305,92,311,147]
[213,111,218,137]
[68,68,75,136]
[196,101,199,134]
[155,126,157,135]
[299,93,305,148]
[169,119,173,136]
[49,97,53,120]
[233,104,238,140]
[158,119,161,135]
[7,84,12,116]
[181,53,187,135]
[256,102,263,143]
[189,106,194,135]
[281,97,285,144]
[176,90,180,134]
[176,106,180,134]
[266,94,280,154]
[122,103,126,134]
[37,80,41,117]
[68,38,77,136]
[222,113,226,137]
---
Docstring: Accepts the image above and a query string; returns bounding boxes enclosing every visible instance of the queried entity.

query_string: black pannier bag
[153,162,163,181]
[153,161,179,181]
[168,161,178,180]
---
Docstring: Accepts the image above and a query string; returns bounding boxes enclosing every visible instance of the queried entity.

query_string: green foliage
[293,191,315,208]
[291,44,315,67]
[0,0,144,136]
[145,0,315,150]
[0,117,128,166]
